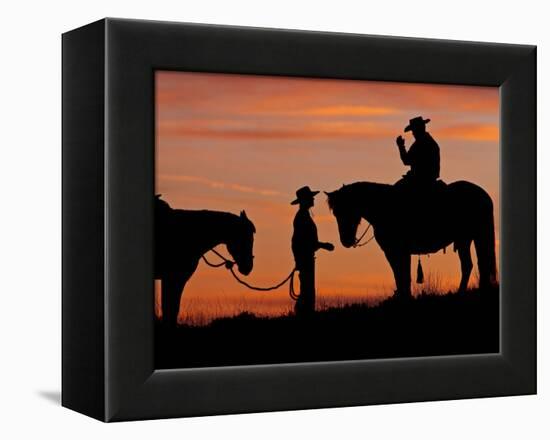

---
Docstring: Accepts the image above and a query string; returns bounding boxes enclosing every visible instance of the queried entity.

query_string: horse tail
[473,192,498,288]
[486,205,498,284]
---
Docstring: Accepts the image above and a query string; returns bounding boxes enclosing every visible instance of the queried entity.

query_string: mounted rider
[395,116,441,188]
[394,116,444,260]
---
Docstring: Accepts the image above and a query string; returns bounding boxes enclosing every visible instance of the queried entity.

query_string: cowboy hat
[404,116,431,132]
[291,186,320,205]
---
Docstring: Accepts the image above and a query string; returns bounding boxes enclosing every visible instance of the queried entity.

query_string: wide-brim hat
[291,186,320,205]
[404,116,431,132]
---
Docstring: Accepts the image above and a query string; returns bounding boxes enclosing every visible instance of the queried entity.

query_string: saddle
[394,176,447,198]
[393,177,448,245]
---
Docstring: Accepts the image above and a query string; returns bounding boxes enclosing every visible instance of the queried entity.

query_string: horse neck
[354,182,392,225]
[191,210,239,254]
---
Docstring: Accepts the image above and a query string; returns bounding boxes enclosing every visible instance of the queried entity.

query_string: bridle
[353,222,375,248]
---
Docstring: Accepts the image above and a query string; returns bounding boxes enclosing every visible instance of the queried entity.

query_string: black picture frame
[62,18,536,422]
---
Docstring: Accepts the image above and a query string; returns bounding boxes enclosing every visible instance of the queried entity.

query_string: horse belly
[409,227,454,255]
[411,241,452,255]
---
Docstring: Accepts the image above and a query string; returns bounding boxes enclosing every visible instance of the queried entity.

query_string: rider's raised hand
[396,135,405,148]
[323,242,335,252]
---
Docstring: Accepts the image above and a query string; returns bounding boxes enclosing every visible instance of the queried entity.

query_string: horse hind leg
[474,237,494,290]
[473,201,498,290]
[456,240,473,292]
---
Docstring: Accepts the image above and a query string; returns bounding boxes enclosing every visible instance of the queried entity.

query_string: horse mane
[156,197,256,234]
[327,181,392,212]
[177,209,256,233]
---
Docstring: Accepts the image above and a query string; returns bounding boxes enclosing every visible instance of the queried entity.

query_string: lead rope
[202,249,298,299]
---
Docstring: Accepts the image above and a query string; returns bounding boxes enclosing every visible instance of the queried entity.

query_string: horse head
[326,186,362,248]
[226,210,256,275]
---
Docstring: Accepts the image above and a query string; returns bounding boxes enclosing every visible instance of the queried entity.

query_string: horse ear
[240,210,255,233]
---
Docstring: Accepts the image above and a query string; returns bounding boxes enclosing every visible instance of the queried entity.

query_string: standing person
[291,186,334,317]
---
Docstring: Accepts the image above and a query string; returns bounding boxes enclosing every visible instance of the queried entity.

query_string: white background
[0,0,547,438]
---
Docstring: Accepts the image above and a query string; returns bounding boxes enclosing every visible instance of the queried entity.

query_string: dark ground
[155,286,499,369]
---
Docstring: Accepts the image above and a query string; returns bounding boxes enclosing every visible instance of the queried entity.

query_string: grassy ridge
[155,286,499,369]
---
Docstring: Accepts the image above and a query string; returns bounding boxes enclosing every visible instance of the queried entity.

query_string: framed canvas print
[62,18,536,421]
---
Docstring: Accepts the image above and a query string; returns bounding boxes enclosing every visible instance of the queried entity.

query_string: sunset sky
[155,71,499,324]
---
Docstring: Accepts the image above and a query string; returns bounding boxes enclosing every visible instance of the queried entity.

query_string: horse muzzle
[238,264,253,276]
[340,236,356,248]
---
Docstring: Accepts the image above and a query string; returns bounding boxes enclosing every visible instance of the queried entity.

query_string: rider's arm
[399,144,411,165]
[396,136,412,165]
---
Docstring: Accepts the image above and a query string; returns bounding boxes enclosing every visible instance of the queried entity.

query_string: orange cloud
[436,124,499,142]
[158,118,395,141]
[300,105,399,117]
[160,174,282,197]
[156,71,499,122]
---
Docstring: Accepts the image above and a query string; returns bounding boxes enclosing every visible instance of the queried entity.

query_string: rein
[353,222,375,247]
[202,249,234,269]
[202,248,298,300]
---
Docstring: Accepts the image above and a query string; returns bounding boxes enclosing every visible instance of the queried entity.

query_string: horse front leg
[162,272,188,327]
[385,250,412,299]
[161,258,199,327]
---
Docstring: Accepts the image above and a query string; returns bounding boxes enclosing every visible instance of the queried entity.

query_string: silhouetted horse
[326,181,497,298]
[155,196,256,326]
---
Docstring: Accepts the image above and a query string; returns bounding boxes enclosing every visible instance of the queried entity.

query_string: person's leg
[295,269,310,316]
[308,259,316,313]
[301,257,316,315]
[294,270,305,315]
[295,257,316,317]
